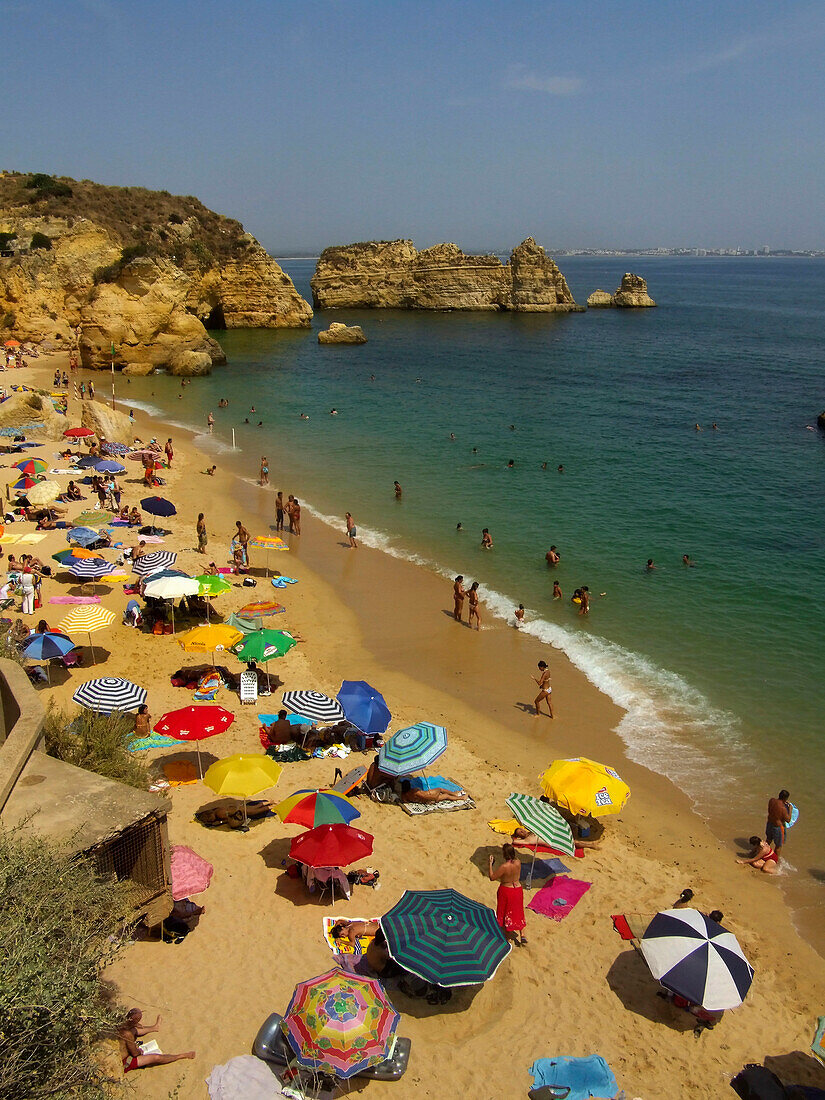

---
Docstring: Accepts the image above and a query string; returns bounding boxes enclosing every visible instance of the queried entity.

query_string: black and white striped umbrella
[640,908,754,1011]
[68,557,113,580]
[73,677,147,714]
[282,690,345,724]
[133,551,178,577]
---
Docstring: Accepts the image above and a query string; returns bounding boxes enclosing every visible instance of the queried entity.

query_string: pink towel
[49,595,101,604]
[527,877,591,922]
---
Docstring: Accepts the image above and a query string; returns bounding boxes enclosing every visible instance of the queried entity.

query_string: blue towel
[529,1056,617,1100]
[520,858,570,883]
[407,775,460,792]
[271,576,298,588]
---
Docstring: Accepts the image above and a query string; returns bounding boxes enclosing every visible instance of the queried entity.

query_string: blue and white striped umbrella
[640,909,754,1011]
[378,722,447,777]
[73,677,147,714]
[133,551,178,577]
[68,557,113,579]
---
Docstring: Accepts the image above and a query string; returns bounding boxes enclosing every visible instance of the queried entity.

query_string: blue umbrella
[378,722,448,777]
[0,426,20,437]
[22,632,76,661]
[16,442,42,449]
[94,459,125,474]
[140,496,176,517]
[337,680,391,735]
[73,455,100,469]
[66,527,104,548]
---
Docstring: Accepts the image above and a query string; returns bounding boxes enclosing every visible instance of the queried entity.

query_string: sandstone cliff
[0,173,312,372]
[587,273,656,309]
[311,237,581,312]
[318,322,367,345]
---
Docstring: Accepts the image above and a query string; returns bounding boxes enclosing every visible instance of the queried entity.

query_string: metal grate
[92,815,167,907]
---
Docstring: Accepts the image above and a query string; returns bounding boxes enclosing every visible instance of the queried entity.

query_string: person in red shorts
[118,1008,194,1073]
[489,843,527,947]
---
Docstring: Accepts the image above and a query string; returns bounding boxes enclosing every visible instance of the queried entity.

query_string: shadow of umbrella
[605,951,694,1032]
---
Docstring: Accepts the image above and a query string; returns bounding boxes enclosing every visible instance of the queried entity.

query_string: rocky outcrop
[80,400,134,445]
[588,273,656,309]
[311,237,581,312]
[0,390,69,439]
[318,322,367,345]
[0,174,312,372]
[818,410,825,431]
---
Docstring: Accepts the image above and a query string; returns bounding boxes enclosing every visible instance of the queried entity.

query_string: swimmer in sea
[695,423,703,431]
[507,459,514,468]
[481,528,493,549]
[330,408,338,415]
[552,580,562,600]
[456,522,463,532]
[450,432,455,440]
[646,558,656,571]
[514,604,525,628]
[682,554,695,567]
[557,464,564,474]
[394,480,402,498]
[545,546,560,566]
[541,462,547,470]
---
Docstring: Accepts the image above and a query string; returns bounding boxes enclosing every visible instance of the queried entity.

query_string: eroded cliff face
[587,273,656,309]
[311,237,581,312]
[0,186,312,371]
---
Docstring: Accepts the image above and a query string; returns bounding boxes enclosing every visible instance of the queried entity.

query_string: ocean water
[121,256,825,875]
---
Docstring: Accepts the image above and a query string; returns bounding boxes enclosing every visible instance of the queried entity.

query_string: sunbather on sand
[330,919,380,945]
[511,826,601,851]
[399,780,466,803]
[118,1008,194,1072]
[195,800,273,827]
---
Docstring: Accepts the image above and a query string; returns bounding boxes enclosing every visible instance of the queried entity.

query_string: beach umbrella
[128,449,159,462]
[132,550,178,577]
[144,572,199,633]
[57,605,115,664]
[4,339,20,348]
[66,526,104,548]
[505,792,576,860]
[155,704,235,779]
[380,888,511,988]
[73,677,147,714]
[337,680,391,736]
[203,752,283,828]
[238,599,285,617]
[194,574,232,598]
[170,844,214,901]
[282,690,345,725]
[233,630,297,688]
[72,455,101,469]
[0,426,22,436]
[282,968,398,1080]
[276,788,360,829]
[26,480,60,506]
[53,548,94,565]
[640,909,754,1011]
[539,758,630,818]
[64,426,95,438]
[248,533,288,576]
[72,509,114,526]
[225,611,266,635]
[22,631,76,684]
[10,475,37,491]
[13,458,47,476]
[68,557,111,579]
[289,823,373,868]
[100,441,130,456]
[93,459,125,474]
[378,722,447,777]
[178,622,243,665]
[15,442,43,449]
[140,495,176,517]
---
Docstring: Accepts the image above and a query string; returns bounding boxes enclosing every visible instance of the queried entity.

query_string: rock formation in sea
[587,273,656,309]
[317,322,367,345]
[0,173,312,373]
[310,237,582,313]
[818,410,825,431]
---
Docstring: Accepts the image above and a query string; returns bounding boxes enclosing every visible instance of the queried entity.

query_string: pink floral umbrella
[169,844,214,901]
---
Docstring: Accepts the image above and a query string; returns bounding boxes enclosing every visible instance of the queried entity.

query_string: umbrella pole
[526,847,538,890]
[171,601,175,635]
[196,745,203,780]
[88,630,96,665]
[242,797,249,831]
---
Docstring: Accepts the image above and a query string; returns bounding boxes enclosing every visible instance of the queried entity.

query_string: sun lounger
[611,913,650,943]
[330,766,367,795]
[239,669,258,705]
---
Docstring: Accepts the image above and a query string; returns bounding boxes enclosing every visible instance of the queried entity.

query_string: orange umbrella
[4,340,20,348]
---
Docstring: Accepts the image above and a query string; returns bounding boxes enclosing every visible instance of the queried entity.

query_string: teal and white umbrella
[378,722,447,777]
[505,792,576,882]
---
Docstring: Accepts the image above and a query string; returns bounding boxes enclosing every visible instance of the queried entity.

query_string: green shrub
[43,702,150,791]
[1,311,15,330]
[0,827,126,1099]
[29,232,51,251]
[0,231,14,251]
[24,173,73,200]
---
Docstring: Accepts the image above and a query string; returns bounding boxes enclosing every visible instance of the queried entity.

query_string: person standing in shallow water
[259,457,269,486]
[345,512,357,548]
[467,581,481,630]
[453,575,465,622]
[275,491,285,532]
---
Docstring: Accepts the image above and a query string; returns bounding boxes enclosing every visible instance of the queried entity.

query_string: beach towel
[398,791,476,816]
[129,733,180,752]
[611,913,649,942]
[15,533,46,544]
[267,744,310,763]
[206,1054,288,1099]
[488,817,521,835]
[515,840,586,859]
[528,1055,617,1100]
[271,576,298,588]
[322,916,379,956]
[49,595,101,604]
[163,761,199,786]
[520,858,570,884]
[527,877,591,922]
[407,775,461,792]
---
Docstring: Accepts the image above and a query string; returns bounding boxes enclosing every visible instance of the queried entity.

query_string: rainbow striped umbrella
[13,458,47,476]
[282,968,399,1080]
[248,533,288,576]
[276,788,360,828]
[238,599,285,617]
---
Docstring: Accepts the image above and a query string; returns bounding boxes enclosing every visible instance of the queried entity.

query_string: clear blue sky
[3,0,824,253]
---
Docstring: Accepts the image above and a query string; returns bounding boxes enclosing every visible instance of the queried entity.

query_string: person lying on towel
[399,780,467,804]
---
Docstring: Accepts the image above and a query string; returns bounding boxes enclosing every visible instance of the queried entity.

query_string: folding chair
[239,669,258,705]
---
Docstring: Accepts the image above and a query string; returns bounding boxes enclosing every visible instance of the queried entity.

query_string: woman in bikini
[737,836,779,874]
[467,581,481,630]
[533,660,553,718]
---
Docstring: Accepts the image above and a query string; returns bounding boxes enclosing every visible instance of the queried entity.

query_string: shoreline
[15,353,825,1098]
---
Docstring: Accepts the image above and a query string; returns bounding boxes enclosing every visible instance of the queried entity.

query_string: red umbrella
[289,823,374,868]
[154,704,235,778]
[63,426,95,438]
[170,844,214,901]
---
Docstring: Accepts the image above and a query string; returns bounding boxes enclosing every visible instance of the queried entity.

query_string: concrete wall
[0,658,45,812]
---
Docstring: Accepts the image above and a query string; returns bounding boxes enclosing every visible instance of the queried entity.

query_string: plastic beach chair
[239,670,258,705]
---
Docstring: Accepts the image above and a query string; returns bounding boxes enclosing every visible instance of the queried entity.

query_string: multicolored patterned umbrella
[282,968,399,1080]
[289,823,373,868]
[378,722,447,777]
[337,680,391,735]
[505,792,575,857]
[380,888,511,988]
[248,533,288,575]
[73,677,147,714]
[238,599,285,617]
[10,475,37,491]
[276,788,360,828]
[72,510,114,526]
[13,458,47,476]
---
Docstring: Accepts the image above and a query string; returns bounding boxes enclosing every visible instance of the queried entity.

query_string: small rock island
[587,273,656,309]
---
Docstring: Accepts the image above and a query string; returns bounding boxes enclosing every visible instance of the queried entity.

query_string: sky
[3,0,825,254]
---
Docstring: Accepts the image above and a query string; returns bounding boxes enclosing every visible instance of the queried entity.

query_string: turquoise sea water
[122,256,825,875]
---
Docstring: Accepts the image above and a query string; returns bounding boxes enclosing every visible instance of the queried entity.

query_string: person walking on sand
[533,660,553,717]
[291,498,301,535]
[118,1008,194,1073]
[489,844,527,946]
[235,520,250,565]
[275,491,285,531]
[345,512,357,548]
[259,457,269,486]
[766,789,792,860]
[164,437,174,468]
[197,513,207,554]
[453,575,466,622]
[468,581,481,630]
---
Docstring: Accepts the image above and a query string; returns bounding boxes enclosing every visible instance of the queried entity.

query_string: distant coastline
[274,248,825,262]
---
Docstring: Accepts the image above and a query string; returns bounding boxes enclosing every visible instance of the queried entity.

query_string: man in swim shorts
[766,789,792,859]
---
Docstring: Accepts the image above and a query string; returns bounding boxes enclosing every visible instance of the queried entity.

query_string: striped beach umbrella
[57,605,116,664]
[132,550,178,577]
[73,677,147,714]
[248,533,288,577]
[337,680,391,736]
[238,599,285,617]
[276,788,360,829]
[100,441,130,456]
[505,792,576,859]
[13,458,47,476]
[68,557,112,579]
[10,475,38,491]
[282,968,398,1080]
[640,909,754,1011]
[378,722,447,777]
[282,689,345,725]
[72,510,113,526]
[380,888,511,988]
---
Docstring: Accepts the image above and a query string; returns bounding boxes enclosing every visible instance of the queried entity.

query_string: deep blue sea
[122,256,825,859]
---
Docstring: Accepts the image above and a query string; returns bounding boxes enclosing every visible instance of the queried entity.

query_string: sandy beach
[10,352,825,1099]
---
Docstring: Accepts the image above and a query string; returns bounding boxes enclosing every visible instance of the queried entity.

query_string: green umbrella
[233,629,297,691]
[195,574,232,597]
[505,792,575,885]
[74,509,114,526]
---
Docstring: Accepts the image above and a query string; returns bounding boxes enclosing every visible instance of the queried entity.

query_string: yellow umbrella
[26,480,61,506]
[248,533,288,576]
[203,753,283,829]
[539,757,630,818]
[57,605,116,665]
[178,622,243,666]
